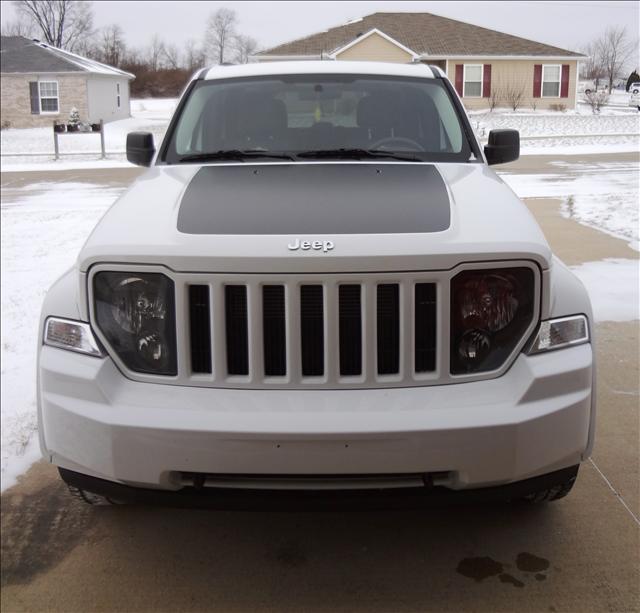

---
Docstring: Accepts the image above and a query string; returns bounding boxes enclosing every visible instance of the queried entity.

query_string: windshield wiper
[178,149,296,163]
[296,148,422,162]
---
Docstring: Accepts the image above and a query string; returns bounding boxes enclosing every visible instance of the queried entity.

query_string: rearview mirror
[126,132,155,167]
[484,129,519,166]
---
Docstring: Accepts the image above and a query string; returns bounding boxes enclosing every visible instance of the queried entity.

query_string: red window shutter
[455,64,463,96]
[560,64,570,98]
[533,64,542,98]
[483,64,492,97]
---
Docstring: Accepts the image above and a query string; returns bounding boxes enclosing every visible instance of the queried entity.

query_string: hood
[177,164,451,235]
[79,162,551,273]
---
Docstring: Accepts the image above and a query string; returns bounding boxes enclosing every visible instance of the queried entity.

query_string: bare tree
[183,38,205,72]
[98,23,126,67]
[503,81,526,111]
[1,17,35,38]
[597,27,637,92]
[146,34,165,71]
[488,86,502,112]
[234,34,257,64]
[162,43,180,69]
[580,41,607,89]
[13,0,94,51]
[205,7,236,64]
[584,89,610,114]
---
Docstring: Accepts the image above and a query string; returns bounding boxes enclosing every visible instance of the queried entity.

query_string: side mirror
[126,132,155,167]
[484,129,519,166]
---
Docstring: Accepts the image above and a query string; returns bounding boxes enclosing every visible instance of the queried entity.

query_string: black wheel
[66,483,125,506]
[521,469,578,503]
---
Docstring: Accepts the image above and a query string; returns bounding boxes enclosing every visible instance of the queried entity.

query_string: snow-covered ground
[1,182,126,490]
[570,259,639,322]
[470,91,640,154]
[500,159,639,251]
[0,98,177,170]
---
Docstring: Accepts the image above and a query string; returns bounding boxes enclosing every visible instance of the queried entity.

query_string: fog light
[458,328,491,360]
[44,317,103,357]
[526,315,589,355]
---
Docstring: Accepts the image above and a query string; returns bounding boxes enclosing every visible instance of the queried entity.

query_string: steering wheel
[370,136,424,152]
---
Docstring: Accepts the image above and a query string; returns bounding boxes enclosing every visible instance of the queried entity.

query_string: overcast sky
[2,1,639,57]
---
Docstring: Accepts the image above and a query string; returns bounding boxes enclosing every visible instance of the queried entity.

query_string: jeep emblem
[287,238,334,253]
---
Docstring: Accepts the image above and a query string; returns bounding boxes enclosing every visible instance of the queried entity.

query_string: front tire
[66,483,125,506]
[521,469,578,503]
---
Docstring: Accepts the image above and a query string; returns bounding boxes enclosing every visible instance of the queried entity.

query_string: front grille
[262,285,286,377]
[376,284,400,375]
[338,285,362,376]
[188,285,211,374]
[300,285,324,376]
[225,285,249,375]
[187,276,437,387]
[414,283,437,373]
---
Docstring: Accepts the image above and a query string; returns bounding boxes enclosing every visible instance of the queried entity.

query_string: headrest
[357,92,401,129]
[238,94,287,135]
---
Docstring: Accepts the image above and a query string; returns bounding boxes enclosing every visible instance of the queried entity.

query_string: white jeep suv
[38,62,595,507]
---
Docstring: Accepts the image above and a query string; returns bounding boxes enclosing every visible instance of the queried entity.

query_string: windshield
[161,74,475,164]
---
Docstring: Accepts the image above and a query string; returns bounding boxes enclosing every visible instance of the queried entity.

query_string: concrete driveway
[1,154,638,613]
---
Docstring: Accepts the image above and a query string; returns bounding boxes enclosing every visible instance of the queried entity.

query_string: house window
[116,83,121,108]
[542,65,561,97]
[39,81,59,113]
[463,65,483,98]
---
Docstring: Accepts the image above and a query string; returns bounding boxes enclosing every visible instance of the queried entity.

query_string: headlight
[93,272,177,375]
[526,315,589,355]
[450,267,535,374]
[44,317,103,357]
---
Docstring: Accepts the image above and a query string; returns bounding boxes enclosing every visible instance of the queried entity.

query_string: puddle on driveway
[516,551,551,573]
[456,557,504,582]
[457,552,551,588]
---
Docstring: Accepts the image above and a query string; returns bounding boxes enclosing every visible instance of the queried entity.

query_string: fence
[53,119,106,160]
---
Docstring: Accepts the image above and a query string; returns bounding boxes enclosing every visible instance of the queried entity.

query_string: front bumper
[38,343,594,492]
[59,465,580,509]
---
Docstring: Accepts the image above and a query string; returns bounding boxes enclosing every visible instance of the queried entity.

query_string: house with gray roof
[1,36,134,128]
[255,12,586,110]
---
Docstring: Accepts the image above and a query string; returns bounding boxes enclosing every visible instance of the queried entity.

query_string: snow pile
[0,181,125,491]
[499,159,639,250]
[571,259,640,321]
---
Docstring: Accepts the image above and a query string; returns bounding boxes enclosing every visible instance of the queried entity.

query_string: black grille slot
[415,283,437,372]
[263,285,286,376]
[300,285,324,376]
[377,284,400,375]
[225,285,249,375]
[188,285,212,374]
[339,285,362,376]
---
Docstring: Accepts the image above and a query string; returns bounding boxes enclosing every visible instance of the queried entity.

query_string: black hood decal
[177,163,450,235]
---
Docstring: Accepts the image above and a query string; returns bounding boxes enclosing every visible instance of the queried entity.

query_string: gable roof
[257,12,585,59]
[331,29,419,59]
[0,36,134,78]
